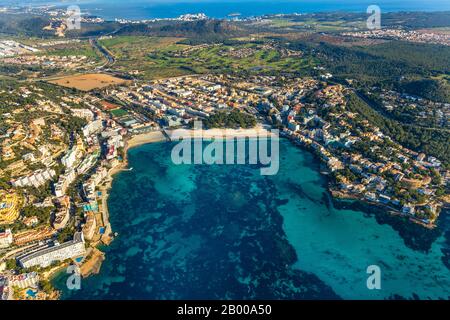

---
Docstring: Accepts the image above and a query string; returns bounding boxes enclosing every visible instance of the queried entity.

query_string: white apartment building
[107,135,124,149]
[11,169,56,188]
[82,166,108,201]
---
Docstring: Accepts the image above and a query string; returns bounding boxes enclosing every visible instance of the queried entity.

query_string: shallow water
[53,140,450,300]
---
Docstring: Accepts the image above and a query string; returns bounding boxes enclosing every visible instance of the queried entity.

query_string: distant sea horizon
[5,0,450,20]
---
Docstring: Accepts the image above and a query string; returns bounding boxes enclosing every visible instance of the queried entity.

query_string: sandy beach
[126,130,168,149]
[167,125,277,141]
[125,126,277,150]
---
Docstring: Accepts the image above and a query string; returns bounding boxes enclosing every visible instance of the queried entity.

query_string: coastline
[166,125,276,141]
[20,1,450,21]
[94,126,275,266]
[97,130,169,244]
[44,132,167,288]
[49,127,450,299]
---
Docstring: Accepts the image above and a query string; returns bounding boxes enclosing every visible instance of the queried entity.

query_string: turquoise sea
[9,0,450,20]
[53,139,450,300]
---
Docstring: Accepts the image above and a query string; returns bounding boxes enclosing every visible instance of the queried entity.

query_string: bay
[52,140,450,300]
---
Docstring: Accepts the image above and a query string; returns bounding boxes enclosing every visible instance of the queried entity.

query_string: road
[89,38,115,66]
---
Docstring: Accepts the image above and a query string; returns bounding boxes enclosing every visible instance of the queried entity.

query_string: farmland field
[39,40,102,60]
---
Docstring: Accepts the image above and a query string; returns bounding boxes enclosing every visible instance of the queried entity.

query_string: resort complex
[17,232,86,269]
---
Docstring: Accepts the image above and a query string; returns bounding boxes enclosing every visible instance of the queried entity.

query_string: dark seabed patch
[53,140,450,300]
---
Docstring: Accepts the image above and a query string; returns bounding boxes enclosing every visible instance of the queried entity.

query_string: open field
[418,27,450,35]
[99,36,185,54]
[146,42,315,77]
[48,73,129,91]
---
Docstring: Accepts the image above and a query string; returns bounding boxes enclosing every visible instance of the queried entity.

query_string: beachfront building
[82,180,97,201]
[0,229,13,248]
[82,166,107,201]
[17,232,86,268]
[77,151,100,175]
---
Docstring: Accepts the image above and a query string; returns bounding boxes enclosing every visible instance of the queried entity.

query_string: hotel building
[17,232,86,268]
